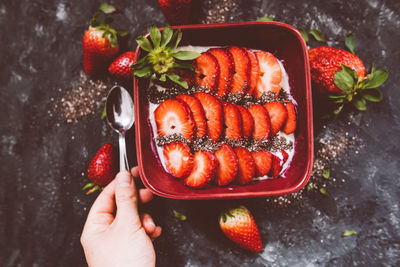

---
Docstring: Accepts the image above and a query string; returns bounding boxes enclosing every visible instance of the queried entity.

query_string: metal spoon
[106,85,135,171]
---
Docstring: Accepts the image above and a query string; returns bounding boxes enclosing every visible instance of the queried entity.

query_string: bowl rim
[134,21,313,200]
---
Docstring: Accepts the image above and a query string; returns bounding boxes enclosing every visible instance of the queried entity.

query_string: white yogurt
[148,46,296,179]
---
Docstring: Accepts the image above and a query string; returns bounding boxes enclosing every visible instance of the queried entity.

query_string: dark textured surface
[1,0,399,266]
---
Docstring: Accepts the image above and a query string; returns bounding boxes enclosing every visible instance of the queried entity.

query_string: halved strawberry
[184,150,218,188]
[235,105,254,139]
[214,144,238,186]
[208,48,234,98]
[251,150,273,177]
[234,146,255,185]
[176,94,207,138]
[247,104,271,141]
[193,52,220,92]
[254,51,282,98]
[263,101,288,136]
[154,98,196,141]
[226,46,250,99]
[194,92,223,142]
[269,154,282,178]
[222,102,242,141]
[163,142,193,178]
[244,48,260,96]
[283,102,296,134]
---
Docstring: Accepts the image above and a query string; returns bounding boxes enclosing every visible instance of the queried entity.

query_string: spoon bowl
[106,85,135,171]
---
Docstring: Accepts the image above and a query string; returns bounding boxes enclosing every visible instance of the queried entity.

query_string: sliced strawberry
[254,51,282,98]
[247,104,271,141]
[244,48,260,96]
[269,154,282,178]
[222,102,242,141]
[281,149,289,163]
[154,98,196,141]
[163,142,193,178]
[251,150,273,177]
[226,46,250,98]
[176,94,207,138]
[184,150,218,188]
[193,52,220,92]
[214,144,239,186]
[234,146,255,185]
[194,92,223,142]
[235,105,254,139]
[208,48,234,98]
[283,102,297,134]
[263,101,288,136]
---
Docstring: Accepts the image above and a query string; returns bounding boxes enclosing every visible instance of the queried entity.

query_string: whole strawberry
[158,0,192,25]
[108,51,136,80]
[84,143,117,194]
[309,46,365,95]
[309,46,388,114]
[219,206,263,252]
[83,4,127,76]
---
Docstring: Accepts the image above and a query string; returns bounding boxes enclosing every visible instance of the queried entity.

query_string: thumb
[114,171,141,228]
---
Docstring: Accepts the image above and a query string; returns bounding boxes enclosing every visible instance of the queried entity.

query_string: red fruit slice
[263,101,288,136]
[222,102,242,141]
[215,144,239,186]
[281,149,289,163]
[254,51,282,98]
[184,151,218,188]
[163,142,193,178]
[283,102,297,134]
[176,94,207,138]
[244,48,260,96]
[226,46,250,98]
[234,146,255,185]
[247,104,271,141]
[235,105,254,139]
[193,52,220,92]
[154,98,196,141]
[269,154,283,178]
[208,48,234,98]
[194,92,223,142]
[251,150,273,177]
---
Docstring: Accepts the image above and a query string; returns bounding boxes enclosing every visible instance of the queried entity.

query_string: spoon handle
[118,134,129,171]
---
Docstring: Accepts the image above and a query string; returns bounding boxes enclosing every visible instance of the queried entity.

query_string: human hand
[81,167,162,267]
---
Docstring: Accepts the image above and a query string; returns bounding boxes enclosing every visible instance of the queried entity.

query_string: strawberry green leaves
[345,32,356,54]
[98,2,117,14]
[310,28,326,42]
[257,16,274,21]
[133,25,200,89]
[299,29,309,43]
[331,63,388,114]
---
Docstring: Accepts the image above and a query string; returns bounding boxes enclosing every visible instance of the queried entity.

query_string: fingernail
[147,218,155,228]
[117,172,132,187]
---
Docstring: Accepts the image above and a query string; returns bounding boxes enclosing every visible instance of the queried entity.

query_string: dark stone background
[1,0,399,266]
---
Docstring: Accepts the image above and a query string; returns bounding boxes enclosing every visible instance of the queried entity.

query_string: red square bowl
[134,22,313,199]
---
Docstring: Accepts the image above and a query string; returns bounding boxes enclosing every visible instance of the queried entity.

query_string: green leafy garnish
[99,2,117,14]
[310,28,326,42]
[331,63,388,114]
[132,25,200,89]
[343,230,357,237]
[257,16,274,22]
[101,105,107,120]
[319,187,328,195]
[322,168,330,179]
[173,210,187,221]
[299,28,309,43]
[345,32,355,54]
